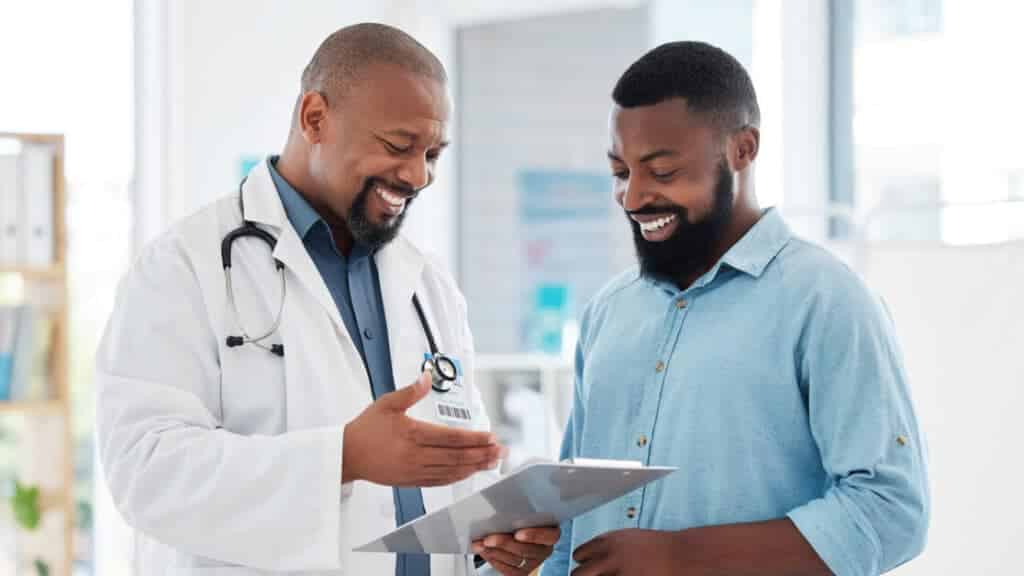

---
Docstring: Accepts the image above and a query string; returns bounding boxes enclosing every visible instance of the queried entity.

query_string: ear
[298,91,330,144]
[726,126,760,172]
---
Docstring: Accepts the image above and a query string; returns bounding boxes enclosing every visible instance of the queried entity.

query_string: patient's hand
[472,526,560,575]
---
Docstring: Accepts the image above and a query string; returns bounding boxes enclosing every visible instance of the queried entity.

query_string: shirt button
[676,298,687,309]
[637,434,648,448]
[626,506,637,519]
[896,435,908,447]
[362,328,374,340]
[655,361,665,373]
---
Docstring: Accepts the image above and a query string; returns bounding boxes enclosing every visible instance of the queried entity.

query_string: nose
[397,156,431,191]
[618,176,648,213]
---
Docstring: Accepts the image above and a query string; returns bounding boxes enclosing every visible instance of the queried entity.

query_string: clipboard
[354,459,677,554]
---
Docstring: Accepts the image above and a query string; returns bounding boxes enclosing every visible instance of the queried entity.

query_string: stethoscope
[222,186,286,357]
[412,293,459,393]
[222,182,458,393]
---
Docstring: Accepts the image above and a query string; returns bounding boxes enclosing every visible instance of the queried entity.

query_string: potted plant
[9,480,49,576]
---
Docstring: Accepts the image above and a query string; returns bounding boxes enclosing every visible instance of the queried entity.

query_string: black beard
[346,178,414,251]
[629,160,734,285]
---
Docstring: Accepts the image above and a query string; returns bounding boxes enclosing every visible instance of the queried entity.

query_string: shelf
[0,400,64,415]
[475,353,573,372]
[0,266,65,281]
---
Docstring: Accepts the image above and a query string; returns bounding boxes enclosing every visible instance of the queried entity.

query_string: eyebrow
[606,148,680,163]
[382,129,449,149]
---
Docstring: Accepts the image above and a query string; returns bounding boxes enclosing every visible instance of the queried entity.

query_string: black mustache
[366,178,416,199]
[626,205,686,217]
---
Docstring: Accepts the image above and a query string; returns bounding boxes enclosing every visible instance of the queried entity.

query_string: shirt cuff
[788,494,881,576]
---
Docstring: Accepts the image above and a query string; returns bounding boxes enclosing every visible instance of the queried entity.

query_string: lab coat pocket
[219,344,287,434]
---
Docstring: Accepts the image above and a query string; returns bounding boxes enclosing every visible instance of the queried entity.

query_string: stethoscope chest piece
[422,353,458,393]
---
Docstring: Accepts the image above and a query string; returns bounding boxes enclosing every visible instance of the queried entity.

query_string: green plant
[11,480,41,530]
[9,480,51,576]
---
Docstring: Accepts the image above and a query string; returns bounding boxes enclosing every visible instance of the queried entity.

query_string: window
[834,0,1024,244]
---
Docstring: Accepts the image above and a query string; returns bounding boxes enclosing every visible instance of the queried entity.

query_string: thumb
[378,371,432,413]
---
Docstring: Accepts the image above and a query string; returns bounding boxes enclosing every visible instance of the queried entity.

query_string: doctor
[97,23,558,575]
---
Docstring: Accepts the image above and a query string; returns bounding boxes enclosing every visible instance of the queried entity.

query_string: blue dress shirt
[268,157,430,576]
[541,209,929,576]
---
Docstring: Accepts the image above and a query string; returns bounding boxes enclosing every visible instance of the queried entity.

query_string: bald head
[300,22,447,106]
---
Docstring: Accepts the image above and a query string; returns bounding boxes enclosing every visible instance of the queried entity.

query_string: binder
[0,151,19,266]
[19,144,55,267]
[0,307,16,400]
[355,459,677,554]
[9,305,35,401]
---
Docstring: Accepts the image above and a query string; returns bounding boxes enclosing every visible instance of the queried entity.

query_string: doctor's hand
[342,371,505,487]
[472,527,561,575]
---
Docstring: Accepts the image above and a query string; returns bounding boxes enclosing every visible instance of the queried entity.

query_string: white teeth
[639,214,677,232]
[375,185,405,207]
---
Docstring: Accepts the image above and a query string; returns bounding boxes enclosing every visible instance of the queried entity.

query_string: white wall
[862,241,1024,575]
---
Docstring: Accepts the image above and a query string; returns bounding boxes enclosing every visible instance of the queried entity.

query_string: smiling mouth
[636,214,677,232]
[628,208,684,242]
[372,181,414,217]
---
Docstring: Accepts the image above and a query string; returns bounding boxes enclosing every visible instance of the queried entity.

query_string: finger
[478,547,536,573]
[416,463,496,486]
[417,444,506,467]
[412,420,499,448]
[514,526,561,546]
[487,540,552,560]
[572,536,608,564]
[571,555,615,576]
[377,371,431,412]
[482,533,552,560]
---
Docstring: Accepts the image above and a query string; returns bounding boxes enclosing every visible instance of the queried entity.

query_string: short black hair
[612,41,760,132]
[301,22,446,104]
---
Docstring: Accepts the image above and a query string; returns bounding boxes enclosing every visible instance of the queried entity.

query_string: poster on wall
[518,170,612,354]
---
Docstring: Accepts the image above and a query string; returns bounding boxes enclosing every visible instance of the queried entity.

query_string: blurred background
[0,0,1020,574]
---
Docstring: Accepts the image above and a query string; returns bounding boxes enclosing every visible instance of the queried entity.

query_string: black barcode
[438,403,471,421]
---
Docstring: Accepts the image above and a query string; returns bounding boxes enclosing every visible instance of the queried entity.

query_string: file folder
[0,151,19,266]
[19,144,55,267]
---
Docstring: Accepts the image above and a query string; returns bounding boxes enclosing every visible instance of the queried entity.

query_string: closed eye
[652,169,679,182]
[379,137,412,154]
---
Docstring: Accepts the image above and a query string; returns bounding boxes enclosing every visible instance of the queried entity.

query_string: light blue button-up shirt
[542,209,929,576]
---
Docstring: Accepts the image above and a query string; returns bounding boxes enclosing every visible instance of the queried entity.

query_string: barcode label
[437,402,472,421]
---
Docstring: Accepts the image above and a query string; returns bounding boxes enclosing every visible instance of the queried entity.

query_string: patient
[541,41,930,576]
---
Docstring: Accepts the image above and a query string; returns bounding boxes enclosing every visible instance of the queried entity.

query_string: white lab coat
[96,161,494,575]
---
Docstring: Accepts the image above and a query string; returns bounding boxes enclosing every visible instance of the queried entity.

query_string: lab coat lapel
[239,162,352,348]
[375,237,427,394]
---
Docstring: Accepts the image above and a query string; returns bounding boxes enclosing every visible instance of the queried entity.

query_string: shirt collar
[644,207,793,294]
[704,207,792,284]
[266,155,323,240]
